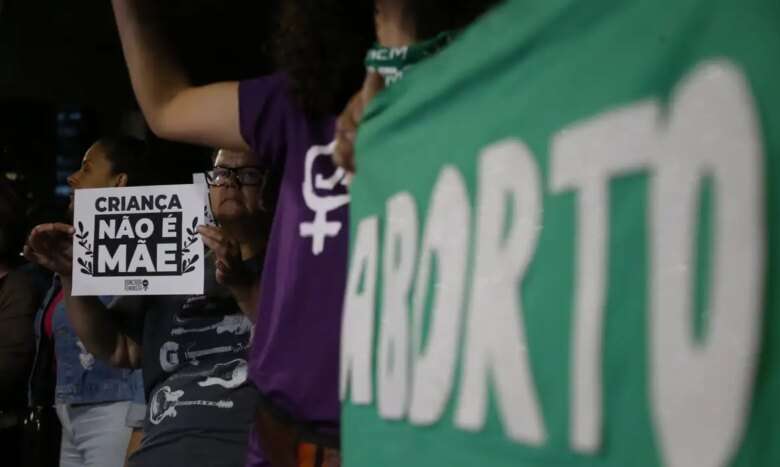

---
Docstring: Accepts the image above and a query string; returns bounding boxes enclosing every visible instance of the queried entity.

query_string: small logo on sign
[125,279,150,292]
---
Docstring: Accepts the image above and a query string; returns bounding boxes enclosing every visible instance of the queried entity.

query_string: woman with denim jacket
[28,136,147,467]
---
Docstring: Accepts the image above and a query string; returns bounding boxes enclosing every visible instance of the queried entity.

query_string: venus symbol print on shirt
[149,386,233,425]
[299,141,350,255]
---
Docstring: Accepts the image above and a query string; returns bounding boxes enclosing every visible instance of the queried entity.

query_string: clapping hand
[23,223,75,276]
[197,225,250,287]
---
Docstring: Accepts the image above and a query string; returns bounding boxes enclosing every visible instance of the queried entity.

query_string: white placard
[192,172,216,226]
[71,184,206,296]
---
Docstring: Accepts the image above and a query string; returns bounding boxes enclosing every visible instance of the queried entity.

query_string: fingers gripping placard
[72,184,206,296]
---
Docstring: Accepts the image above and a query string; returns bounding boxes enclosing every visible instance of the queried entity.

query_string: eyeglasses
[206,166,264,187]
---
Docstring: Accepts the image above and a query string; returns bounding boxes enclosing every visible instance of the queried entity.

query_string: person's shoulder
[239,72,293,105]
[3,268,40,298]
[0,268,41,313]
[5,268,34,286]
[17,262,53,294]
[238,72,301,159]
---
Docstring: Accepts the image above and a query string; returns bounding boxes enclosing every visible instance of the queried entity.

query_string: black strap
[27,283,60,406]
[314,445,325,467]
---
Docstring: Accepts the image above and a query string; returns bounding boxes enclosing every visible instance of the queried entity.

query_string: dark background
[0,0,278,228]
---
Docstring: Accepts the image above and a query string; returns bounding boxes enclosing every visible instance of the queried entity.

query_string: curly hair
[404,0,505,40]
[275,0,504,117]
[274,0,376,117]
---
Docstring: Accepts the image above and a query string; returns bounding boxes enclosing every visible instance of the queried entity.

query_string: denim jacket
[31,277,142,405]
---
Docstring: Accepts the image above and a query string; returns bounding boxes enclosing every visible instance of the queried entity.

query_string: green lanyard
[364,31,455,86]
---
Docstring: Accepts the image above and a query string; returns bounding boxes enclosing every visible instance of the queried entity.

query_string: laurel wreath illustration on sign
[181,217,200,274]
[75,221,94,275]
[203,203,215,225]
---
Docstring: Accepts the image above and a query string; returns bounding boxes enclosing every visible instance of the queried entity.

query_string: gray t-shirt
[119,255,259,467]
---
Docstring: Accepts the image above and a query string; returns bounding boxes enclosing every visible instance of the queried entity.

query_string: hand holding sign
[23,223,75,276]
[71,184,206,296]
[333,71,385,174]
[197,225,249,287]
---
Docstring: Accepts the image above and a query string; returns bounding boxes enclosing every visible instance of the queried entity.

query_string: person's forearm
[111,0,189,131]
[60,275,136,367]
[228,280,260,323]
[111,0,247,150]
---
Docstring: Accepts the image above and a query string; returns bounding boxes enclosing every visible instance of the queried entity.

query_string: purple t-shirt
[239,74,348,465]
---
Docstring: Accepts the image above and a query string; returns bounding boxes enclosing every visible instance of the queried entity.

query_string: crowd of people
[1,0,778,466]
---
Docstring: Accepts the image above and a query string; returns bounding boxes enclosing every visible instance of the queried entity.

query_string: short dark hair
[97,135,150,187]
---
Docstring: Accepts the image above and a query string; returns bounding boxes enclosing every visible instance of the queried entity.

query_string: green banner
[341,0,780,466]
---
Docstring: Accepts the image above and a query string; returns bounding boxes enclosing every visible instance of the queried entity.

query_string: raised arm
[111,0,248,151]
[23,223,142,369]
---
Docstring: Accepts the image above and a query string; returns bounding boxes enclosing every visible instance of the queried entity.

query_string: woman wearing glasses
[23,149,274,467]
[199,152,274,322]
